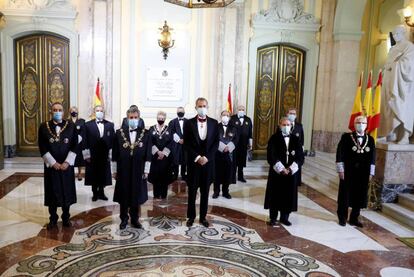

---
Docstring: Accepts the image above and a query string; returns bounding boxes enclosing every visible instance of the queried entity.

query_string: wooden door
[253,44,305,154]
[15,33,70,154]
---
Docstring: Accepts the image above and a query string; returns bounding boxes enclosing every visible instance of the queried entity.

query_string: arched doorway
[253,44,305,154]
[15,33,70,155]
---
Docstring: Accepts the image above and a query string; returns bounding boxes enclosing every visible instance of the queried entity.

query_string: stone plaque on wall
[146,67,183,101]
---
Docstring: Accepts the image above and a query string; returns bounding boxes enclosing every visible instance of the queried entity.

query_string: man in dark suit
[121,105,145,130]
[184,97,218,227]
[230,105,252,182]
[83,105,115,201]
[264,117,304,226]
[169,106,188,180]
[287,108,304,186]
[38,102,77,229]
[336,115,376,227]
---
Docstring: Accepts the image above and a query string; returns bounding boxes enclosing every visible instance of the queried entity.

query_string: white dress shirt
[96,120,104,138]
[129,128,137,144]
[239,117,244,125]
[179,118,184,134]
[197,119,207,140]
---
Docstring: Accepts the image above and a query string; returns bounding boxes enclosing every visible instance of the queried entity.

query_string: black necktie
[178,118,183,121]
[97,121,103,124]
[130,129,137,133]
[198,117,206,123]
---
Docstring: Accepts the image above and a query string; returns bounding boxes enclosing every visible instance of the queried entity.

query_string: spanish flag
[369,70,382,141]
[226,83,232,114]
[363,71,372,129]
[348,72,363,131]
[95,78,102,106]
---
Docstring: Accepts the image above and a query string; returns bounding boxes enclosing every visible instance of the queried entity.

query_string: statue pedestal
[375,142,414,203]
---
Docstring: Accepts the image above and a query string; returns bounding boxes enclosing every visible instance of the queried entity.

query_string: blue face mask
[95,111,104,120]
[128,119,139,129]
[53,111,63,122]
[287,114,296,122]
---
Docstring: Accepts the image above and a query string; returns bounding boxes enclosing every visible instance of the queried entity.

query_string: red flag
[95,78,102,106]
[348,72,363,131]
[369,70,382,139]
[226,83,232,114]
[363,71,373,130]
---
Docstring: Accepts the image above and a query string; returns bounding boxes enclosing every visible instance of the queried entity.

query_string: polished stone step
[398,193,414,212]
[382,203,414,230]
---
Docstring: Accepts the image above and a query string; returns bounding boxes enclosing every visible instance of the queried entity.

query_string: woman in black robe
[148,111,174,199]
[69,106,86,181]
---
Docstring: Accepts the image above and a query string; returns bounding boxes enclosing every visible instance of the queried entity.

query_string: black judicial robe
[84,119,115,187]
[264,130,304,212]
[291,122,304,186]
[112,127,151,206]
[38,120,77,207]
[184,117,219,187]
[73,118,86,167]
[336,132,376,209]
[215,123,239,185]
[148,125,174,185]
[121,117,145,130]
[230,114,253,167]
[168,117,188,166]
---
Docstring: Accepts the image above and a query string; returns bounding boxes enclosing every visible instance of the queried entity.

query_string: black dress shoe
[99,194,108,201]
[349,220,363,228]
[62,220,72,227]
[238,177,247,183]
[131,221,143,229]
[46,221,57,230]
[120,221,128,230]
[222,193,232,199]
[212,192,219,199]
[338,220,346,226]
[280,219,292,226]
[92,195,98,201]
[267,220,277,226]
[199,219,210,228]
[186,219,194,227]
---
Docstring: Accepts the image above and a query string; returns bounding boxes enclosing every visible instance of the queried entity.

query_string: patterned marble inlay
[3,215,339,277]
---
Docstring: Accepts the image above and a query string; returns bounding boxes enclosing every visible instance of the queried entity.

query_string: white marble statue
[379,25,414,144]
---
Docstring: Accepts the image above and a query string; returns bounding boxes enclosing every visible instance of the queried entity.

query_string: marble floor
[0,162,413,276]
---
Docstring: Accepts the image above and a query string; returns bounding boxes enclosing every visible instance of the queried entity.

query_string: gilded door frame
[253,43,305,156]
[14,32,70,155]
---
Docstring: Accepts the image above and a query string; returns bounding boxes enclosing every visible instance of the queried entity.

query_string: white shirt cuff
[194,155,201,163]
[144,161,151,174]
[273,162,285,173]
[218,141,226,152]
[108,149,112,161]
[78,135,83,144]
[173,133,181,143]
[370,164,375,176]
[152,145,160,155]
[112,162,117,174]
[82,149,91,160]
[336,162,344,173]
[42,152,56,168]
[227,142,236,153]
[162,147,171,157]
[64,151,76,166]
[249,138,253,146]
[289,162,299,175]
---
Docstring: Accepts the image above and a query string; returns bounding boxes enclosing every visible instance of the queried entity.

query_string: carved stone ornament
[6,0,75,11]
[254,0,316,24]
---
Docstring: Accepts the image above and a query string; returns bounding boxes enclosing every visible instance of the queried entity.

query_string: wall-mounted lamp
[158,21,174,60]
[403,6,414,27]
[0,12,6,29]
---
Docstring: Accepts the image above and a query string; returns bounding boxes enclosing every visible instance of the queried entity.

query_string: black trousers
[153,183,169,199]
[187,184,210,221]
[120,204,140,223]
[92,185,105,196]
[237,166,244,178]
[269,208,290,221]
[172,164,187,179]
[213,183,229,194]
[337,179,361,222]
[48,205,70,223]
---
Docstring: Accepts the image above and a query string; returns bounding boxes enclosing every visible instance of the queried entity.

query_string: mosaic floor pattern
[3,215,339,277]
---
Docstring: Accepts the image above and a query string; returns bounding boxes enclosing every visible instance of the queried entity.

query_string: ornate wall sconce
[0,12,6,29]
[164,0,235,8]
[158,21,175,60]
[403,6,414,27]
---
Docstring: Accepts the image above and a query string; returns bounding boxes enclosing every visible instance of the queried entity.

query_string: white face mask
[95,111,104,120]
[281,126,291,135]
[221,116,229,125]
[287,114,296,122]
[355,123,367,133]
[197,107,207,117]
[128,119,138,129]
[237,111,245,118]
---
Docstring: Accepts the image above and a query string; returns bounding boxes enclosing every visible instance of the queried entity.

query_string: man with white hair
[379,25,414,144]
[336,116,376,227]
